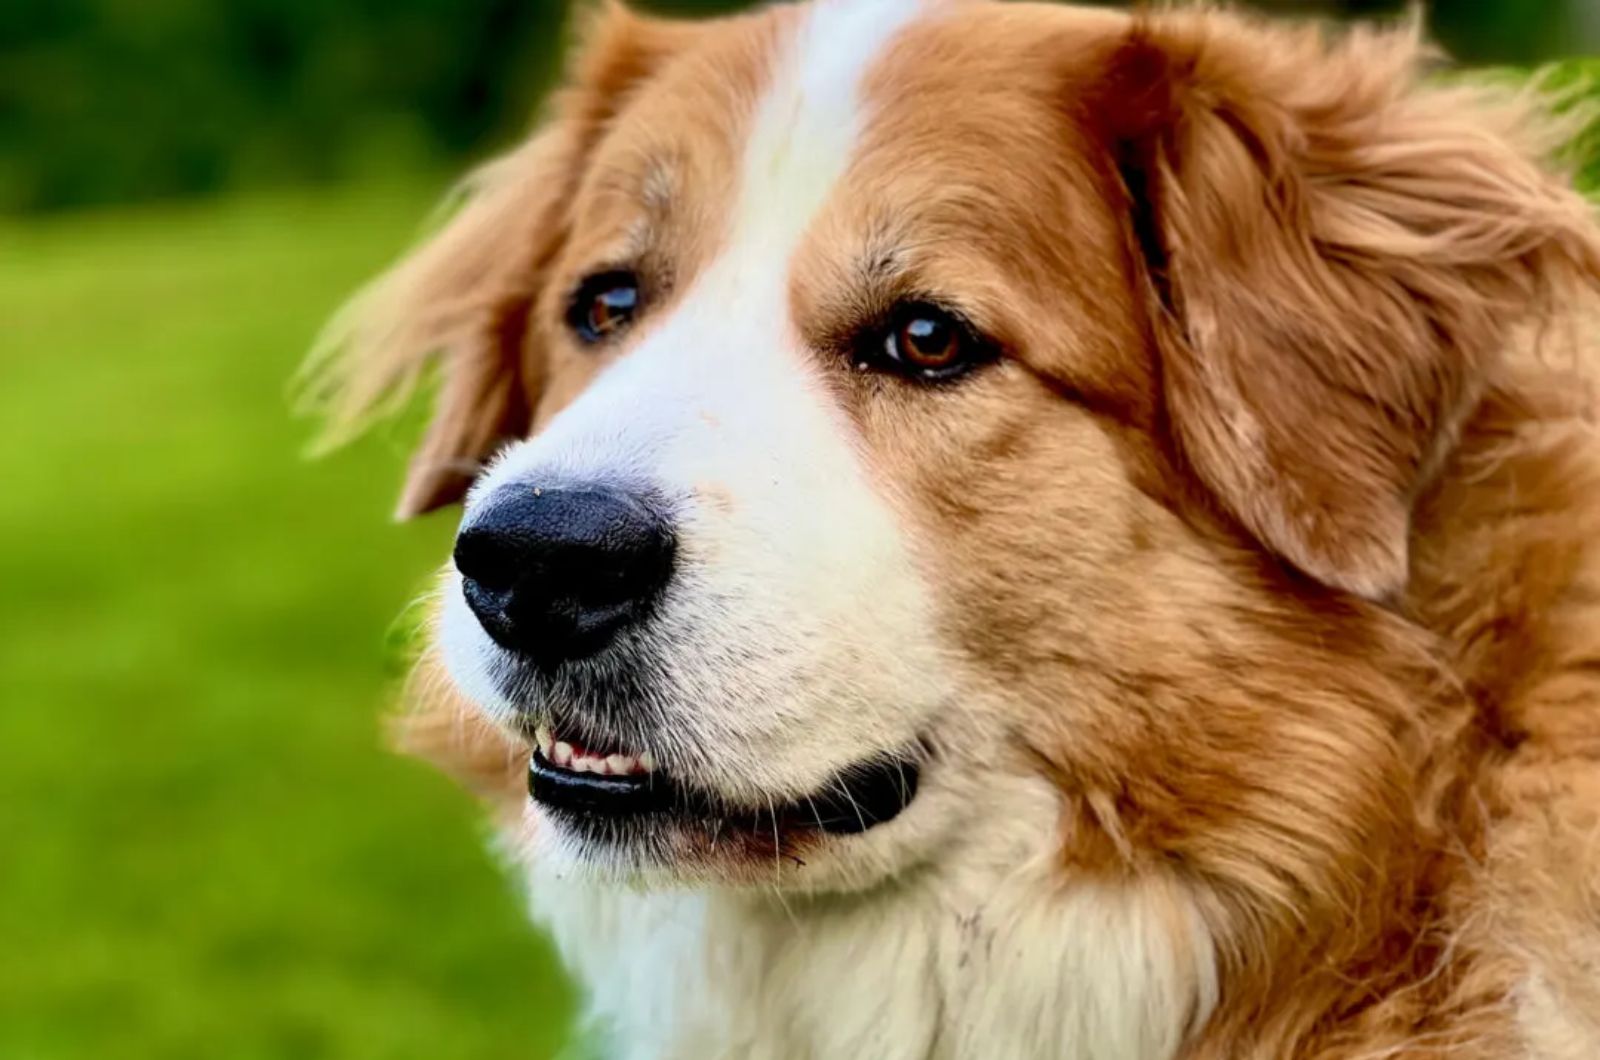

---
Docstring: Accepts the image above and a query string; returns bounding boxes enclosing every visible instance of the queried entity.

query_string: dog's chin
[513,716,929,887]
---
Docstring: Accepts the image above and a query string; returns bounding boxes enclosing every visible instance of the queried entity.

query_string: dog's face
[445,0,1137,884]
[315,0,1597,891]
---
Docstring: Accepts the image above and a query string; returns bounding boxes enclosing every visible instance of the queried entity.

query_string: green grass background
[0,186,574,1059]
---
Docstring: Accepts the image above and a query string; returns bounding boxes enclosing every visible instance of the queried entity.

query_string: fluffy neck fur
[526,771,1218,1060]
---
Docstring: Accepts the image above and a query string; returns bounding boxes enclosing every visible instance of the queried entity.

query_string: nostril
[452,526,525,593]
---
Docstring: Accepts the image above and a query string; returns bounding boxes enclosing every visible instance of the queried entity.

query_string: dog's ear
[301,3,691,519]
[1096,14,1600,598]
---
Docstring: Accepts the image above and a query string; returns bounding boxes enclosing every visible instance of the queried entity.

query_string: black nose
[453,485,675,666]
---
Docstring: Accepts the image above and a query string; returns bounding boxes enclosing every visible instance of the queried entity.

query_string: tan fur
[300,3,706,516]
[1104,15,1600,601]
[316,2,1600,1055]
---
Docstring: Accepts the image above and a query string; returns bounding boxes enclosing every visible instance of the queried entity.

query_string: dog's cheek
[637,421,955,791]
[861,371,1152,678]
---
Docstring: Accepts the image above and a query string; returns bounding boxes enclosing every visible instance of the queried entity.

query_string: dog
[305,0,1600,1055]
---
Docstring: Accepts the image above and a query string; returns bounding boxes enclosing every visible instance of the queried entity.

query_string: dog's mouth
[525,723,921,838]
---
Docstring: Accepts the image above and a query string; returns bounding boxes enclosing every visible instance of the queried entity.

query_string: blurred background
[1,1,1595,1058]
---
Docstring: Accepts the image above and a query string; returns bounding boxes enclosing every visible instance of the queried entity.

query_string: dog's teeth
[542,734,652,776]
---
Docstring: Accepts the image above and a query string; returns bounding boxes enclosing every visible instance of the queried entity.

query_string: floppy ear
[1098,14,1600,598]
[300,3,689,519]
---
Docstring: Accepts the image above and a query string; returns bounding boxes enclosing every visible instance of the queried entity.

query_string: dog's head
[312,0,1599,891]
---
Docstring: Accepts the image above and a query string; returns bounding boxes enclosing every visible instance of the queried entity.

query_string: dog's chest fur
[527,781,1217,1060]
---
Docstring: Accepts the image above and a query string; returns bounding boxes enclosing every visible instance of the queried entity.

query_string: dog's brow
[640,158,676,213]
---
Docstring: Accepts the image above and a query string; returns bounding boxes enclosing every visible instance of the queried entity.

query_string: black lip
[527,752,668,816]
[527,749,921,837]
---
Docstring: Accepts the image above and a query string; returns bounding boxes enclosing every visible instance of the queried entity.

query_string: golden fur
[312,2,1600,1055]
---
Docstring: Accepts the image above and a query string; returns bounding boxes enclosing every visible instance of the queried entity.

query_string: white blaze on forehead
[729,0,928,264]
[455,0,949,794]
[476,0,935,488]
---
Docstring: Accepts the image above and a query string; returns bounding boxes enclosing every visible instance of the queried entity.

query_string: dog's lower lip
[526,746,922,836]
[528,749,666,816]
[798,756,920,834]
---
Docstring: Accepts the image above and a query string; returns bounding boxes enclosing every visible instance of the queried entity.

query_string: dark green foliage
[1252,0,1595,65]
[0,0,568,212]
[1,0,1594,215]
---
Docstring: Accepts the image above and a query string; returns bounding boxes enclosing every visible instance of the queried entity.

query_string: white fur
[438,0,1220,1053]
[529,772,1218,1060]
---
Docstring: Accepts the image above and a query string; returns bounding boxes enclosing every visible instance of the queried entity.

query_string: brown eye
[568,271,641,343]
[894,313,959,370]
[872,301,993,382]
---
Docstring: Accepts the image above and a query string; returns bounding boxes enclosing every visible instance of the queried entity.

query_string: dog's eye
[569,271,641,343]
[867,302,993,382]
